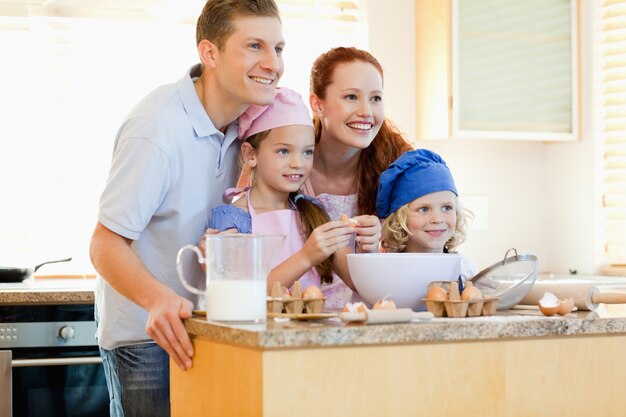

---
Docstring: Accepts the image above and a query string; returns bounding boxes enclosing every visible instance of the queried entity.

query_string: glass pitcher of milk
[176,234,284,323]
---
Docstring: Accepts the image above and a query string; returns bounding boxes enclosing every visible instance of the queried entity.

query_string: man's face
[212,15,284,107]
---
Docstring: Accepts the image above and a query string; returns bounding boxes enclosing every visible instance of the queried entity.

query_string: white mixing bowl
[347,253,462,310]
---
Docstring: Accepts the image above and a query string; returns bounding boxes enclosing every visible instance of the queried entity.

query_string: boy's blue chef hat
[376,149,458,218]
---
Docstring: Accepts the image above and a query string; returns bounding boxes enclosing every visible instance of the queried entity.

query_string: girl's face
[311,61,384,149]
[404,191,457,253]
[245,124,315,194]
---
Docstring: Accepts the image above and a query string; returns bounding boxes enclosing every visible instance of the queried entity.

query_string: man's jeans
[99,343,170,417]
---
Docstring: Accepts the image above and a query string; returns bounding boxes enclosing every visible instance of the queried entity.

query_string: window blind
[599,0,626,273]
[0,0,367,274]
[454,0,576,139]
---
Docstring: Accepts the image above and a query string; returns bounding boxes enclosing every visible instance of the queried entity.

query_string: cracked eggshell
[373,295,397,310]
[343,301,368,313]
[538,291,560,316]
[557,297,575,315]
[340,214,358,229]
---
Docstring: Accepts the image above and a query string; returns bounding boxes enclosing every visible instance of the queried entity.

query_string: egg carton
[423,280,498,318]
[266,281,326,315]
[423,297,498,318]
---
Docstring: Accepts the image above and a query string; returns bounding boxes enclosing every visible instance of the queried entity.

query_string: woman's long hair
[310,47,413,215]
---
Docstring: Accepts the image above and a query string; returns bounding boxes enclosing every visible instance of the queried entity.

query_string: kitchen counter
[171,280,626,417]
[0,277,96,305]
[182,306,626,350]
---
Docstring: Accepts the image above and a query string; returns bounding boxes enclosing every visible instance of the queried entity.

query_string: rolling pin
[339,308,434,324]
[519,283,626,311]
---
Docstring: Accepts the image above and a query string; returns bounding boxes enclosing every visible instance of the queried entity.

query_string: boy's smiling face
[404,191,457,253]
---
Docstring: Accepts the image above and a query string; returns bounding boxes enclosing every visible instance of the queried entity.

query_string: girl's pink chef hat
[238,87,313,140]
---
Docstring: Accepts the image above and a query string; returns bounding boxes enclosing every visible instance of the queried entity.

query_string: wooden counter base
[171,334,626,417]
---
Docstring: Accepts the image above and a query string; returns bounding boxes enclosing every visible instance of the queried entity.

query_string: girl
[376,149,477,282]
[210,87,372,295]
[303,46,414,307]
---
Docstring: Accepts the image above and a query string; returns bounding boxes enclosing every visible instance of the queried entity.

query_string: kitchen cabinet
[171,306,626,416]
[415,0,579,141]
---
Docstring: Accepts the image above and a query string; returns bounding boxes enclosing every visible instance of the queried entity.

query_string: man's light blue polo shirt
[95,64,241,350]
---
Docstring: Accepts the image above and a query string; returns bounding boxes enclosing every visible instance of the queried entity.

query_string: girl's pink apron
[246,191,321,290]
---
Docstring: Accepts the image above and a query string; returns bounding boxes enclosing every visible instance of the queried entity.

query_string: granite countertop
[185,277,626,350]
[0,277,97,305]
[184,305,626,350]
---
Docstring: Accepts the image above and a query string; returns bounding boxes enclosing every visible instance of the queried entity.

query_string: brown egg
[303,285,323,299]
[427,286,448,301]
[461,282,482,301]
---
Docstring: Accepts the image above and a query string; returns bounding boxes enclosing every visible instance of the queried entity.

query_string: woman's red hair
[310,47,413,215]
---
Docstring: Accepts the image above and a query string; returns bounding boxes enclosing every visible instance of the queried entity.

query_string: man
[89,1,284,416]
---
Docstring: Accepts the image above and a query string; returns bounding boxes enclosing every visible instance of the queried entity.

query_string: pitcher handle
[176,245,204,296]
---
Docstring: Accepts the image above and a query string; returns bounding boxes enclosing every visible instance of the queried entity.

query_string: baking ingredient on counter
[424,280,498,318]
[207,280,267,322]
[537,292,577,317]
[426,286,448,301]
[267,281,326,315]
[303,285,323,299]
[342,301,367,313]
[557,298,576,316]
[372,294,397,310]
[538,292,561,316]
[520,283,626,311]
[461,281,482,300]
[339,308,433,324]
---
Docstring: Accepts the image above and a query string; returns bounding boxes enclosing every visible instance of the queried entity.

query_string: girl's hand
[300,221,353,266]
[199,228,237,271]
[351,215,382,253]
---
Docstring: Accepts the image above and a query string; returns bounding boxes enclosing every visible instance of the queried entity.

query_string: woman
[303,47,414,308]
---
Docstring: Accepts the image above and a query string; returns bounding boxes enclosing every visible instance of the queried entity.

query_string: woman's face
[312,61,384,149]
[404,191,457,253]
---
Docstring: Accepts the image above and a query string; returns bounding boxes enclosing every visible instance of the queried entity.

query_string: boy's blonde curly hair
[381,196,473,253]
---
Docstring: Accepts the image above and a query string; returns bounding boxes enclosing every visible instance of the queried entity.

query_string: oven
[0,304,109,417]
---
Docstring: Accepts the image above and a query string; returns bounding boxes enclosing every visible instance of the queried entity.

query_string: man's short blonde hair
[196,0,280,50]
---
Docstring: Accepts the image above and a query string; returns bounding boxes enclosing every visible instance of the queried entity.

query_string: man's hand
[145,290,195,371]
[90,223,196,371]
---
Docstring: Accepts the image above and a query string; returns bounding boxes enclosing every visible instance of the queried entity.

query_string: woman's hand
[300,221,353,266]
[351,215,381,253]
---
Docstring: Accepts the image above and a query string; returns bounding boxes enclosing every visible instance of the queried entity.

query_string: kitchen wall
[366,0,602,274]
